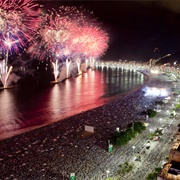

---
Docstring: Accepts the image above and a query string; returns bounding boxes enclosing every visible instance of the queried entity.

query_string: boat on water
[0,86,13,90]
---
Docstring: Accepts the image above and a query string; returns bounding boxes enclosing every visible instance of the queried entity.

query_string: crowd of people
[0,61,177,179]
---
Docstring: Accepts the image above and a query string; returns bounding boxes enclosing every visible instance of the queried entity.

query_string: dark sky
[37,1,180,62]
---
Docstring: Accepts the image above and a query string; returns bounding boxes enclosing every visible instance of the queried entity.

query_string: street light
[149,128,152,133]
[132,146,135,154]
[106,170,110,178]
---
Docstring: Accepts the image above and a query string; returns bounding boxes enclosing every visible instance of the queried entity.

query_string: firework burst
[0,0,41,87]
[79,26,109,58]
[32,6,92,60]
[0,0,41,55]
[72,25,109,69]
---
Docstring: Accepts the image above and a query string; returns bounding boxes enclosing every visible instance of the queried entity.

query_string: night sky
[38,1,180,62]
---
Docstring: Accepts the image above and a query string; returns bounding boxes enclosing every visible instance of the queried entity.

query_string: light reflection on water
[0,90,20,131]
[0,67,145,139]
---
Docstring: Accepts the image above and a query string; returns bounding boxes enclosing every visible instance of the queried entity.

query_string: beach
[0,66,177,180]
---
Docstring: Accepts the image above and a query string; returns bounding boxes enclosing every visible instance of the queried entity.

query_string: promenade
[0,61,179,180]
